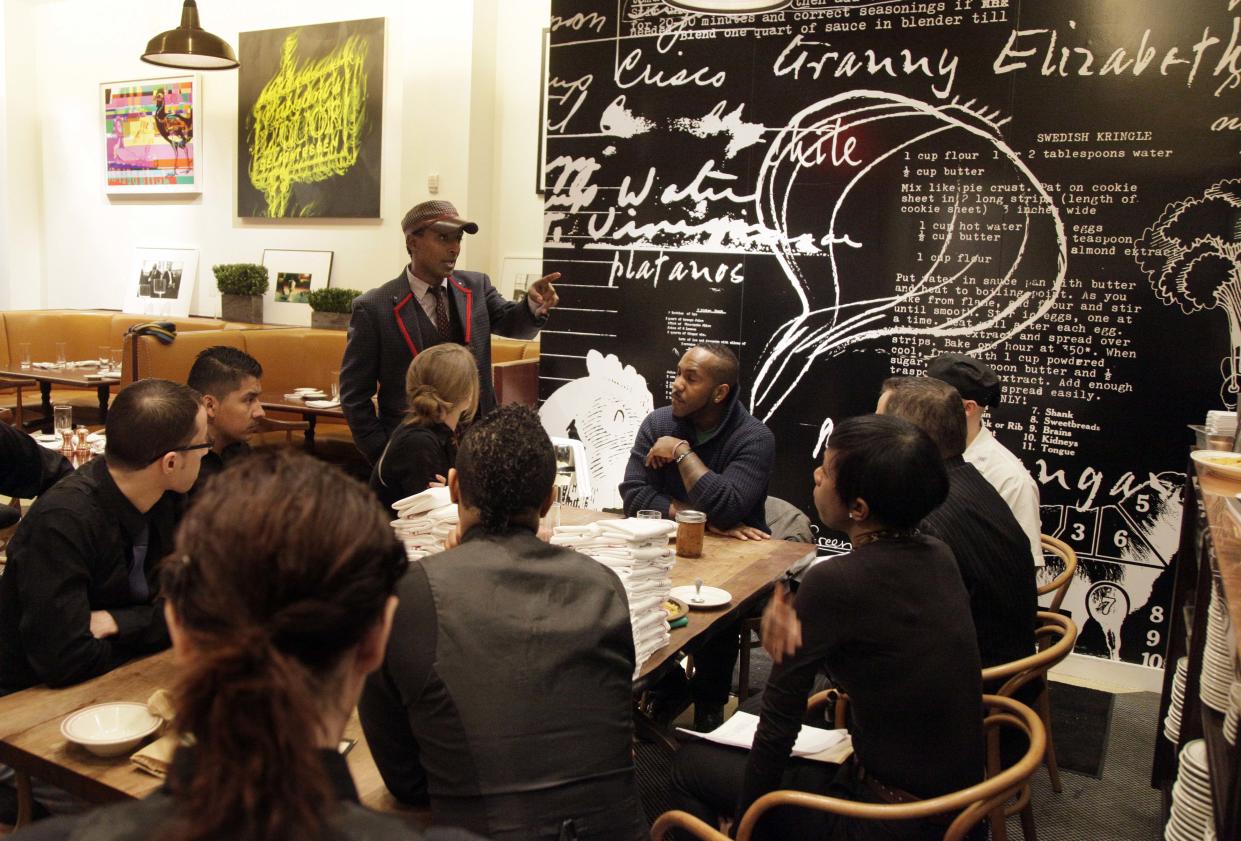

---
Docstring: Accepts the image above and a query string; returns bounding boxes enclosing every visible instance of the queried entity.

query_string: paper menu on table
[678,712,852,763]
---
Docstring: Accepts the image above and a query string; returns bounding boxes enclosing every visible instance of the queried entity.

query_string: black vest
[413,288,465,349]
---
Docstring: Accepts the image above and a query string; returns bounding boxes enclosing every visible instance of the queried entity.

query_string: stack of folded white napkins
[551,518,677,677]
[390,486,458,562]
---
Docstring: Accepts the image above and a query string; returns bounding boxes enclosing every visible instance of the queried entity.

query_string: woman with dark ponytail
[16,451,481,841]
[371,343,479,510]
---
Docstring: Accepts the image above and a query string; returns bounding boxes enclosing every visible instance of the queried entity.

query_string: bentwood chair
[1033,535,1079,794]
[650,694,1046,841]
[980,611,1078,841]
[1037,535,1078,613]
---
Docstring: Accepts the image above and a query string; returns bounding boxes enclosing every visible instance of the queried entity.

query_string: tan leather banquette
[0,310,246,421]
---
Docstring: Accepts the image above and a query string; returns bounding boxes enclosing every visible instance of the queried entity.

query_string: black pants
[669,742,841,839]
[690,623,741,708]
[669,743,970,841]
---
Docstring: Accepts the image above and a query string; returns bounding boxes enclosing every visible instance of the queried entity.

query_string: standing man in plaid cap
[340,200,560,464]
[927,353,1044,567]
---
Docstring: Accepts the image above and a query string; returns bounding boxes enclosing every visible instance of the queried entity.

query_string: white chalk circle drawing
[1136,179,1241,408]
[539,350,655,510]
[1037,470,1182,663]
[749,90,1068,422]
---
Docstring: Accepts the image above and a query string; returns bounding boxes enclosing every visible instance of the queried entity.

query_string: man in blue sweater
[621,344,776,730]
[621,344,774,536]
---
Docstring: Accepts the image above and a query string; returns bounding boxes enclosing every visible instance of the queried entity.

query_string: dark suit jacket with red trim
[339,270,545,464]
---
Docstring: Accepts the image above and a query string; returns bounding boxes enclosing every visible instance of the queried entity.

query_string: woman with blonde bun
[370,344,479,510]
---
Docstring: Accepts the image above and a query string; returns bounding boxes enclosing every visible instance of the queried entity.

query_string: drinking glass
[329,370,340,402]
[110,348,123,374]
[53,405,73,435]
[541,501,562,534]
[636,510,662,520]
[18,342,31,369]
[99,346,111,371]
[55,342,67,369]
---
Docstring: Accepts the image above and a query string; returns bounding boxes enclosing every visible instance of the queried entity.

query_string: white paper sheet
[678,711,849,757]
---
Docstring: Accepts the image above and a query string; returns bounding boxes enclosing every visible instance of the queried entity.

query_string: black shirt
[741,535,984,815]
[921,458,1038,669]
[11,748,485,841]
[370,422,455,511]
[188,441,251,500]
[0,422,72,498]
[0,457,181,695]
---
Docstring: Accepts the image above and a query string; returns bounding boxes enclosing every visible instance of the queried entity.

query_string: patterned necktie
[433,284,453,339]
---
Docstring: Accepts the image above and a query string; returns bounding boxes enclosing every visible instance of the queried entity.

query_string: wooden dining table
[0,511,814,821]
[259,390,345,449]
[0,366,120,427]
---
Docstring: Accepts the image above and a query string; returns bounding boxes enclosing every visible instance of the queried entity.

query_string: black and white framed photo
[124,247,199,317]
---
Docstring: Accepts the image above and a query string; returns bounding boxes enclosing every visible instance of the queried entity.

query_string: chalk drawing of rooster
[153,89,193,175]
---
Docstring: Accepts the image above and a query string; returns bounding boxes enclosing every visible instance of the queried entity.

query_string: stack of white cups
[389,486,458,562]
[551,518,678,677]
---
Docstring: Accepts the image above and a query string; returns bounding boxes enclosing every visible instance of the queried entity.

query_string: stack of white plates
[1224,683,1240,746]
[1165,657,1190,744]
[1206,410,1238,437]
[1199,582,1237,714]
[1165,739,1214,841]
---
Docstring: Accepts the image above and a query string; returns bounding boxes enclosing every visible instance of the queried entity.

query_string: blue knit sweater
[619,399,775,532]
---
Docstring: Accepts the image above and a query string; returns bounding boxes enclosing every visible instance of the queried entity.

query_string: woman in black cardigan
[670,414,986,840]
[371,343,479,510]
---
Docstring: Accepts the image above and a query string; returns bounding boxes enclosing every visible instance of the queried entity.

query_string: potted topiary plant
[307,287,361,330]
[213,263,269,323]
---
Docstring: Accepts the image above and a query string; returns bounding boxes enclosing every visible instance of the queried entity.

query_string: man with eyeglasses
[339,199,561,465]
[0,379,207,695]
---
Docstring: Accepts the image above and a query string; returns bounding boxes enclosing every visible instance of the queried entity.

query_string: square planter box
[221,294,263,324]
[312,311,350,330]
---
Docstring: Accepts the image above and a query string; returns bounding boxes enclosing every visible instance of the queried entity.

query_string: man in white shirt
[927,353,1044,566]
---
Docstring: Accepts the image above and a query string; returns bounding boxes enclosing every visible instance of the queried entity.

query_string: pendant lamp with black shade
[141,0,238,70]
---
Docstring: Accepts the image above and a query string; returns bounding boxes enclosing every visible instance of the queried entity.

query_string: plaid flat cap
[401,201,479,236]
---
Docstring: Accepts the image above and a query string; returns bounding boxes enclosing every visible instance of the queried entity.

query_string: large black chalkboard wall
[537,0,1241,668]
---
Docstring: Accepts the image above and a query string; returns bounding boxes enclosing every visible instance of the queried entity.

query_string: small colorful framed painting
[102,75,202,194]
[262,249,334,326]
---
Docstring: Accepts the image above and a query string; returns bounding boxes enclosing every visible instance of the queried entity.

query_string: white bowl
[60,702,162,757]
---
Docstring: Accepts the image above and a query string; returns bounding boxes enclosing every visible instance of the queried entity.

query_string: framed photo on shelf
[124,248,199,317]
[102,75,202,194]
[261,249,334,326]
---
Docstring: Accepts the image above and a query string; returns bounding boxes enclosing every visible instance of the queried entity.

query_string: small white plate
[669,584,731,609]
[1191,450,1241,480]
[34,433,58,443]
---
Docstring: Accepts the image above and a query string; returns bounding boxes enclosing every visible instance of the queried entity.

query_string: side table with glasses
[0,363,122,429]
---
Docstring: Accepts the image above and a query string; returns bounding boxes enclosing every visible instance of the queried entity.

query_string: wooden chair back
[981,611,1077,700]
[650,695,1045,841]
[1037,534,1078,613]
